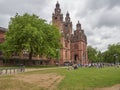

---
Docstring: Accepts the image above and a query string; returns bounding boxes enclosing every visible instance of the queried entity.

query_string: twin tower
[52,2,88,65]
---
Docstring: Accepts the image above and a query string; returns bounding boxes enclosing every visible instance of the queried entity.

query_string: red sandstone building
[0,2,88,65]
[0,27,7,58]
[0,27,6,43]
[52,2,88,65]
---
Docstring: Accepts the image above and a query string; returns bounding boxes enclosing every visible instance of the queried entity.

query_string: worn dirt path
[15,73,63,90]
[95,84,120,90]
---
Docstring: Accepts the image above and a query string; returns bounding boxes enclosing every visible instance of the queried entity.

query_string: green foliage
[87,43,120,63]
[96,51,103,62]
[0,42,11,58]
[87,46,98,62]
[102,43,120,63]
[57,67,120,90]
[1,13,61,60]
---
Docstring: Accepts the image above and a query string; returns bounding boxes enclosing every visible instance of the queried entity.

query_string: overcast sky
[0,0,120,52]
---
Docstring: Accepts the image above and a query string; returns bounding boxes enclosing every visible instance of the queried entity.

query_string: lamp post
[114,54,118,65]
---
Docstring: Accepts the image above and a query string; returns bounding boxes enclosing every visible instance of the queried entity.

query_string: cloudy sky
[0,0,120,51]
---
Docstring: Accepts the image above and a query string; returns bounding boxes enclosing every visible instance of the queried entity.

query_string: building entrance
[74,54,78,63]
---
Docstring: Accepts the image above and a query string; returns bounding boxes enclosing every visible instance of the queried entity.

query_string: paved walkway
[25,67,66,72]
[0,66,67,75]
[0,67,25,75]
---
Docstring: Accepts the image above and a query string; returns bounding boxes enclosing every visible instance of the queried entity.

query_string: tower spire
[52,1,63,28]
[56,1,60,8]
[78,21,80,24]
[65,11,70,22]
[54,1,61,15]
[57,1,59,4]
[66,11,69,17]
[76,20,81,30]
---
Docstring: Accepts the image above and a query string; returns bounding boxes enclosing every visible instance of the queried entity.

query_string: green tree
[87,46,98,63]
[1,13,61,60]
[96,51,101,62]
[102,43,120,63]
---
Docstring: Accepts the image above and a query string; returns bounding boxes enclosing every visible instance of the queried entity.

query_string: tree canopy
[87,45,97,63]
[1,13,61,60]
[102,43,120,63]
[87,43,120,63]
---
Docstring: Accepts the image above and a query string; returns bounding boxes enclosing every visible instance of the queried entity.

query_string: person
[73,63,78,69]
[56,62,59,66]
[68,62,73,70]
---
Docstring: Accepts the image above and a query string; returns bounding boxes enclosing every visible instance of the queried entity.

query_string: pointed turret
[52,2,63,30]
[66,11,69,17]
[54,1,61,15]
[76,21,81,30]
[56,1,60,8]
[65,11,70,22]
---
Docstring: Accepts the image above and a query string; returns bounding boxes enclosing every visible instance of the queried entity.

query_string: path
[25,66,66,72]
[95,84,120,90]
[0,66,66,75]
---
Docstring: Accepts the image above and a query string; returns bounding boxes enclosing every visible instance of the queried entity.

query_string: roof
[0,27,7,32]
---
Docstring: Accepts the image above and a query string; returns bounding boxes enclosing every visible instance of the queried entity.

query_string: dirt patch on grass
[95,84,120,90]
[15,73,63,90]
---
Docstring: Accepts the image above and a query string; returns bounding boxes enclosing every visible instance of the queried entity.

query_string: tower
[52,1,63,31]
[76,21,81,30]
[71,21,88,65]
[63,12,72,40]
[62,12,72,63]
[52,2,88,65]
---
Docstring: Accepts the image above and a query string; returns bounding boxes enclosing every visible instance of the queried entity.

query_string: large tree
[87,46,98,63]
[1,13,61,60]
[102,43,120,63]
[96,50,104,62]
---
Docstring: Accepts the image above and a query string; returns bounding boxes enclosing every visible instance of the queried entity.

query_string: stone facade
[52,2,88,65]
[0,27,7,43]
[0,27,7,56]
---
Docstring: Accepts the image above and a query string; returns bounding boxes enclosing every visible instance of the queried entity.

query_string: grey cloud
[0,0,50,27]
[86,0,108,10]
[101,35,111,40]
[97,8,120,27]
[76,0,120,28]
[86,0,120,10]
[0,0,120,51]
[0,14,11,28]
[88,38,102,46]
[85,30,93,36]
[0,0,48,15]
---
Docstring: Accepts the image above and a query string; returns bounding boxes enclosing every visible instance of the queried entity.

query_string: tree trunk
[29,51,32,60]
[29,47,33,60]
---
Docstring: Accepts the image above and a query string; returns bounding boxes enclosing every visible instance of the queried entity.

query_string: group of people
[88,63,104,68]
[88,63,120,68]
[67,62,78,70]
[67,62,120,70]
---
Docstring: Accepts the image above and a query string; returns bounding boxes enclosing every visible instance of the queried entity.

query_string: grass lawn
[0,67,120,90]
